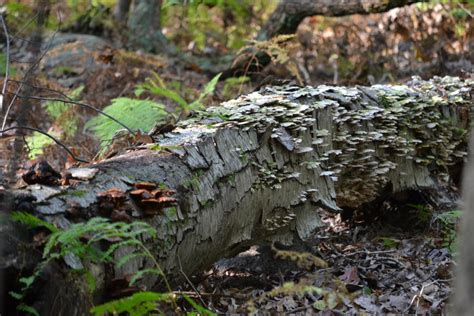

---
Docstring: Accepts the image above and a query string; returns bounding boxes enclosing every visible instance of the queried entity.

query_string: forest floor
[184,206,457,314]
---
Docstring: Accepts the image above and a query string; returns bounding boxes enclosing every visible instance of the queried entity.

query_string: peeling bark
[1,76,472,314]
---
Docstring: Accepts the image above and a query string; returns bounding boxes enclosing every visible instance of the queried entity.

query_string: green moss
[227,174,236,186]
[183,170,205,191]
[239,153,249,163]
[150,144,183,151]
[68,190,88,198]
[159,183,169,190]
[201,199,214,208]
[164,207,177,219]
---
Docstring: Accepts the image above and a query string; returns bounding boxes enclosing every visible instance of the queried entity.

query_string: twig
[11,12,40,40]
[177,255,207,308]
[172,291,246,299]
[7,79,73,100]
[406,280,438,313]
[11,94,135,134]
[0,14,10,114]
[1,126,89,163]
[458,3,474,18]
[344,249,397,257]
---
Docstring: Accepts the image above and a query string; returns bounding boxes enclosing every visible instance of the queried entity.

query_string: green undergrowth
[10,211,214,315]
[434,209,462,254]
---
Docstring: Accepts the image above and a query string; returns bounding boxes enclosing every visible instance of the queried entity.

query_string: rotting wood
[1,76,472,314]
[258,0,423,40]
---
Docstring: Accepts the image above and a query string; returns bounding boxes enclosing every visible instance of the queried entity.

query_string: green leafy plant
[91,291,174,316]
[11,211,59,233]
[408,203,433,225]
[25,131,59,160]
[135,72,222,113]
[25,86,84,159]
[10,213,162,314]
[11,212,214,315]
[434,210,462,253]
[378,237,400,249]
[0,53,16,76]
[222,76,250,99]
[85,97,170,145]
[162,0,275,51]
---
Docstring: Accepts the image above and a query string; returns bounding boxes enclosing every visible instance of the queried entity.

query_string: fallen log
[1,76,472,314]
[257,0,422,40]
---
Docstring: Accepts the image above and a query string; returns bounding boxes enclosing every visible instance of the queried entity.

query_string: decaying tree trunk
[1,76,472,314]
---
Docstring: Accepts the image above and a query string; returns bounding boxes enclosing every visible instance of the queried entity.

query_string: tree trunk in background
[127,0,175,54]
[453,134,474,315]
[114,0,132,21]
[1,76,472,315]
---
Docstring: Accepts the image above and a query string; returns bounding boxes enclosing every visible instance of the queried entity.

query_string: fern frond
[116,252,150,268]
[85,97,169,147]
[11,212,58,233]
[91,291,172,316]
[128,268,163,286]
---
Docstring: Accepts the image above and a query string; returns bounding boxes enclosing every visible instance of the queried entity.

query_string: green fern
[24,131,58,160]
[25,86,84,159]
[11,213,213,315]
[43,218,156,264]
[85,97,170,146]
[11,211,59,233]
[135,72,222,112]
[91,291,173,316]
[44,86,84,120]
[10,215,162,313]
[435,210,463,253]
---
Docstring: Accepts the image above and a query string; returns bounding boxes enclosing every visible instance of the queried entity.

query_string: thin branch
[8,59,36,64]
[1,126,89,163]
[11,94,135,134]
[8,35,45,45]
[457,3,474,18]
[0,14,10,114]
[11,12,40,40]
[7,79,73,100]
[177,255,207,308]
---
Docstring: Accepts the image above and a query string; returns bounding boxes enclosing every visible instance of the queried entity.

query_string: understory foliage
[85,98,170,147]
[434,210,463,254]
[10,212,212,315]
[83,71,221,155]
[135,71,222,114]
[25,86,84,159]
[235,34,303,84]
[162,0,276,51]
